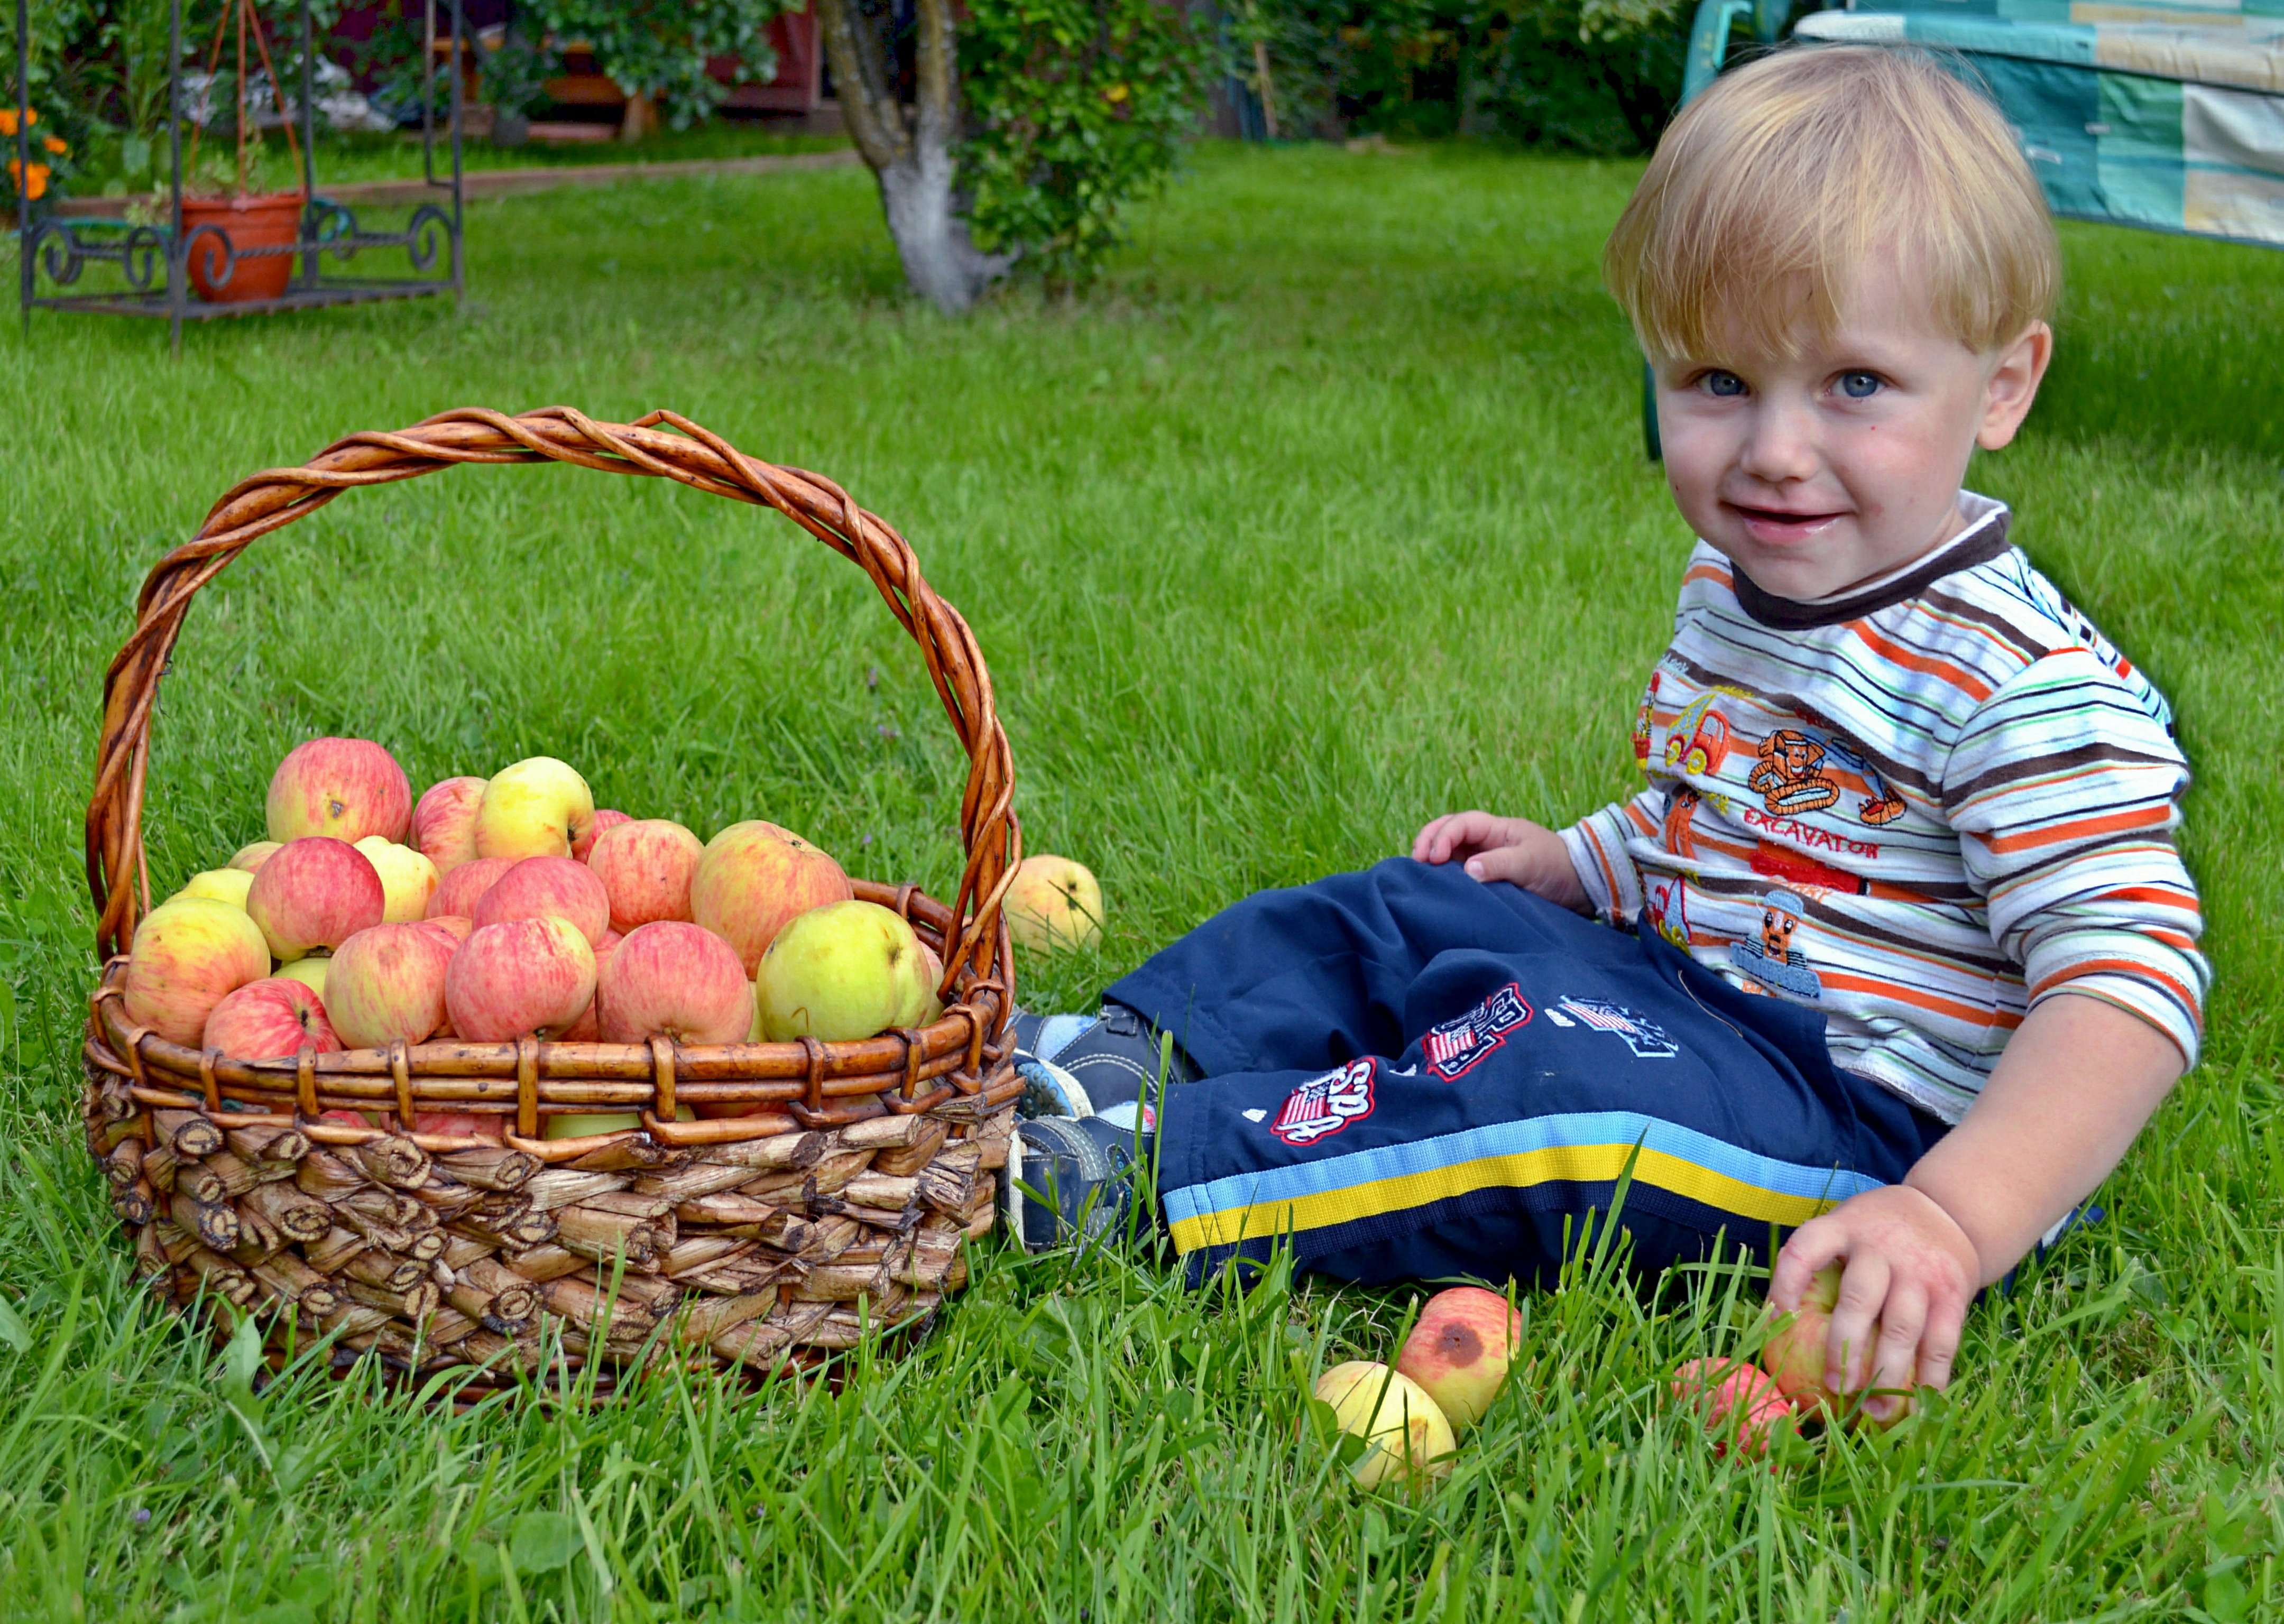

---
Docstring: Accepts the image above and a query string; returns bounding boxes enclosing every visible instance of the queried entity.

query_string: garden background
[6,3,2284,1617]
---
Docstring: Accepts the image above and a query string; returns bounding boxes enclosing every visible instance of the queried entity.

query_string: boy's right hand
[1411,812,1590,912]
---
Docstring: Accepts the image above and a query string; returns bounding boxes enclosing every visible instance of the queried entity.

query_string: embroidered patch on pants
[1551,996,1680,1059]
[1269,1058,1378,1146]
[1420,982,1534,1081]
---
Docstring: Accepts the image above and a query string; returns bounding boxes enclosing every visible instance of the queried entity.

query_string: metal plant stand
[13,0,465,350]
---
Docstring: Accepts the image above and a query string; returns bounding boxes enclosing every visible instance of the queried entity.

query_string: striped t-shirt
[1559,494,2208,1123]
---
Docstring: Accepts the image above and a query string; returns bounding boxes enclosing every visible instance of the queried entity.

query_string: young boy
[1005,44,2206,1422]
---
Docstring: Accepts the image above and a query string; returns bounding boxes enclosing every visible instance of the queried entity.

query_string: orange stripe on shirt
[1850,624,1995,702]
[2030,959,2203,1025]
[1682,562,1733,589]
[1817,970,2024,1028]
[1974,804,2174,855]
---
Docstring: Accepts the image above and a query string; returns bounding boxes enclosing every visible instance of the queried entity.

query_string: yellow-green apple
[1314,1361,1456,1490]
[354,836,440,924]
[472,855,610,946]
[266,737,412,845]
[572,807,630,863]
[755,900,931,1042]
[327,922,456,1049]
[444,917,596,1042]
[1393,1286,1524,1431]
[586,818,703,934]
[428,856,509,921]
[1761,1262,1847,1419]
[474,756,594,862]
[228,840,281,874]
[201,976,339,1061]
[1005,855,1104,953]
[1671,1357,1792,1459]
[170,868,254,911]
[690,821,853,976]
[597,921,753,1045]
[543,1104,695,1139]
[410,777,487,874]
[277,957,329,997]
[245,836,387,960]
[122,898,272,1047]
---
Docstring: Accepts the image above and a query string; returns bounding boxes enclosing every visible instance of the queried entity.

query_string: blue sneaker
[1005,1115,1155,1251]
[1009,1003,1199,1128]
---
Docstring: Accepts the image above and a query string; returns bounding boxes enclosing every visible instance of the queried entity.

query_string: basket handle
[84,406,1022,994]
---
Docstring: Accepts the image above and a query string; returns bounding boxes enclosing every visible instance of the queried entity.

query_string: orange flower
[0,107,36,137]
[6,158,50,199]
[42,134,67,155]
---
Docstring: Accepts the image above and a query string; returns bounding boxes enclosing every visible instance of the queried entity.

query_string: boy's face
[1651,259,2052,601]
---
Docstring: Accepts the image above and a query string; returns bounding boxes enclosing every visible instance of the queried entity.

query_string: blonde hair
[1603,45,2058,359]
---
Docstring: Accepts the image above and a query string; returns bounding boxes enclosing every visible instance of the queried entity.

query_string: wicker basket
[80,407,1023,1394]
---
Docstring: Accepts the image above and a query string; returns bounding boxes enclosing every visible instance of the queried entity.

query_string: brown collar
[1732,511,2013,630]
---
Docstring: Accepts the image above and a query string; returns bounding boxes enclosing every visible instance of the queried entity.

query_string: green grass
[3,141,2282,1620]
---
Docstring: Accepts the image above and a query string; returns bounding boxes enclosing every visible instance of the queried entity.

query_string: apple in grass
[586,818,703,934]
[472,855,611,946]
[596,921,753,1045]
[1005,855,1104,953]
[1671,1357,1792,1459]
[201,976,339,1061]
[429,856,510,921]
[474,756,594,862]
[755,900,932,1042]
[123,898,273,1047]
[1761,1262,1918,1428]
[445,917,596,1042]
[1314,1361,1457,1490]
[327,923,456,1049]
[169,868,254,911]
[266,737,412,845]
[228,840,280,874]
[1393,1286,1524,1431]
[572,808,630,863]
[692,821,853,976]
[245,837,387,961]
[354,837,440,923]
[410,777,487,874]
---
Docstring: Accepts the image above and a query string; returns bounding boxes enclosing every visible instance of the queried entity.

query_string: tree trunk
[814,0,1011,312]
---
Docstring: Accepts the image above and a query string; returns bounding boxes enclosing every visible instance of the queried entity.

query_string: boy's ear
[1976,321,2053,451]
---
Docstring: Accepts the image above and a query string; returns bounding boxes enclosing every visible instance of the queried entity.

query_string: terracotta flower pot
[180,191,305,303]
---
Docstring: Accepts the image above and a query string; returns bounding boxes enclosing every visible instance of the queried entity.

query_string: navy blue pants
[1106,859,1947,1287]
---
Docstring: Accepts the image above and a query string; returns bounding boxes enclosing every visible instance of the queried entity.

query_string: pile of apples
[1669,1262,1910,1456]
[119,736,960,1143]
[1312,1286,1524,1490]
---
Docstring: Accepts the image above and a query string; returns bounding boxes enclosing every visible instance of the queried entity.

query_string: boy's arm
[1771,992,2181,1418]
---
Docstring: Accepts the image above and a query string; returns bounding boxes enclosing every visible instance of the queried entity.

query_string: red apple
[558,930,621,1041]
[586,817,703,934]
[266,737,412,845]
[445,917,596,1041]
[597,920,752,1045]
[690,820,853,976]
[420,914,473,950]
[327,923,456,1049]
[1671,1357,1792,1459]
[123,899,273,1047]
[428,856,510,921]
[411,1110,506,1145]
[411,777,487,874]
[572,807,631,863]
[244,836,387,961]
[471,855,611,947]
[201,976,339,1061]
[1761,1262,1845,1418]
[1393,1285,1524,1431]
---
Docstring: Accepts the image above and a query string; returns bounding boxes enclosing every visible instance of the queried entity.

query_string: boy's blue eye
[1704,371,1747,398]
[1839,371,1881,399]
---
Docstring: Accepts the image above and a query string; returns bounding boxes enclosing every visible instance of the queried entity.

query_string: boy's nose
[1736,399,1821,483]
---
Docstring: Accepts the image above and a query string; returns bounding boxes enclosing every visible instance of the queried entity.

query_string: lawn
[3,140,2282,1621]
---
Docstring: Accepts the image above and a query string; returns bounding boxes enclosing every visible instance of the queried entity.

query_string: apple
[445,917,596,1042]
[557,929,621,1041]
[1005,855,1104,953]
[542,1105,697,1139]
[471,855,611,947]
[428,855,510,921]
[266,737,412,845]
[277,957,329,998]
[354,836,440,924]
[596,920,753,1045]
[411,1111,505,1145]
[691,820,853,976]
[1671,1357,1792,1459]
[572,807,631,863]
[201,976,339,1061]
[228,840,281,874]
[755,899,932,1043]
[1761,1262,1847,1419]
[244,836,387,961]
[586,818,703,934]
[917,939,946,1024]
[410,776,487,874]
[169,868,254,911]
[327,922,457,1049]
[122,898,273,1047]
[474,757,594,862]
[1314,1361,1456,1490]
[1393,1286,1523,1431]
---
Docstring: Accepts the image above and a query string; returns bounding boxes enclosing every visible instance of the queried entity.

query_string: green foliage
[956,0,1219,287]
[517,0,791,128]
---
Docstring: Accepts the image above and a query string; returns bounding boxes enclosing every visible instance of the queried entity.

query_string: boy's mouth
[1726,502,1848,544]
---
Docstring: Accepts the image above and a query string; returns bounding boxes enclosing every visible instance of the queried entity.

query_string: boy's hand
[1769,1185,1979,1422]
[1411,812,1589,911]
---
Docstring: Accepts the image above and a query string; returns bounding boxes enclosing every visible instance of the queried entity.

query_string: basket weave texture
[80,407,1023,1391]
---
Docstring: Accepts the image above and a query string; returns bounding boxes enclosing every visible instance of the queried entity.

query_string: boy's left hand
[1769,1185,1979,1422]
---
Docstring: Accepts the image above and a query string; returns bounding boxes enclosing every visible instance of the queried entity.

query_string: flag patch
[1420,982,1534,1081]
[1269,1059,1378,1146]
[1552,996,1680,1059]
